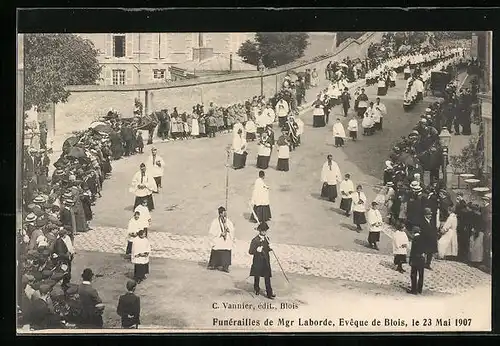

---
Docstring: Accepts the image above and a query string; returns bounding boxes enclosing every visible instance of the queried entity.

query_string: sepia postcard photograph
[15,8,493,334]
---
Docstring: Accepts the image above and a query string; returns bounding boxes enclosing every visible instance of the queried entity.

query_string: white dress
[437,213,458,258]
[191,116,200,136]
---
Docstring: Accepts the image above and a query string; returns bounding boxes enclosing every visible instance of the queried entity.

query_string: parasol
[399,152,416,167]
[67,147,87,159]
[93,124,113,133]
[63,136,79,149]
[89,121,107,128]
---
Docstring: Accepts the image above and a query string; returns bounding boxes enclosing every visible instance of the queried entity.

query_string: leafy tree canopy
[24,34,102,112]
[237,32,309,68]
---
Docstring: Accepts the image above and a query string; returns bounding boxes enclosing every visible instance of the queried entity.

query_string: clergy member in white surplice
[131,229,151,283]
[134,199,152,236]
[332,118,346,147]
[125,211,148,258]
[339,173,355,216]
[232,120,245,139]
[147,147,165,189]
[207,206,235,272]
[250,170,271,223]
[130,163,157,211]
[374,97,387,131]
[261,104,276,127]
[366,201,383,250]
[232,128,248,170]
[392,224,409,273]
[320,154,342,203]
[275,99,290,128]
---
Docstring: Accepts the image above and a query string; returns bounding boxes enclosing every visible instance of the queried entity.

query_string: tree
[237,33,309,68]
[336,32,365,47]
[24,34,102,112]
[237,40,260,67]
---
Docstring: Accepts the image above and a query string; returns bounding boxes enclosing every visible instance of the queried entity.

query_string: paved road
[70,72,490,295]
[88,74,426,254]
[75,226,490,295]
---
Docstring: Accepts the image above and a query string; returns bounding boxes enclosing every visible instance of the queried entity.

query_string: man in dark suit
[454,191,470,261]
[77,268,104,328]
[117,280,141,328]
[53,228,74,290]
[421,207,438,269]
[60,198,77,241]
[408,226,426,295]
[30,284,63,329]
[249,222,275,299]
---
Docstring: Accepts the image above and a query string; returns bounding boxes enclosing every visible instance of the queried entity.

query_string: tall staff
[225,145,231,211]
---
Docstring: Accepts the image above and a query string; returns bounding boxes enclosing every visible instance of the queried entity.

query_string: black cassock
[249,236,272,278]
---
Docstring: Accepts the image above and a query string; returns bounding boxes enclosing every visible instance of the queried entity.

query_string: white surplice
[392,230,409,255]
[251,177,270,206]
[321,161,342,185]
[277,145,290,159]
[333,122,346,138]
[339,179,354,197]
[245,120,257,134]
[258,142,272,157]
[367,208,383,233]
[261,108,275,125]
[232,135,247,154]
[437,212,458,258]
[127,216,148,242]
[129,171,158,197]
[275,100,290,118]
[147,154,165,178]
[352,191,367,212]
[209,217,235,250]
[134,204,151,227]
[347,119,358,132]
[131,237,151,264]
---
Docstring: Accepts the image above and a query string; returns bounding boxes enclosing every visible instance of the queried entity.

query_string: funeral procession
[17,30,492,332]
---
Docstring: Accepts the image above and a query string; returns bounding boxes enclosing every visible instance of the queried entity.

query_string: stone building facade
[77,33,255,85]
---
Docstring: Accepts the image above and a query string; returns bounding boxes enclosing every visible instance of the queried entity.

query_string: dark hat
[36,217,48,227]
[257,222,269,232]
[66,284,79,295]
[82,268,94,281]
[42,269,53,279]
[39,284,52,295]
[218,206,226,214]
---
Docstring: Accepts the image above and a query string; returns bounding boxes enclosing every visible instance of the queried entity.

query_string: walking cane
[266,236,290,284]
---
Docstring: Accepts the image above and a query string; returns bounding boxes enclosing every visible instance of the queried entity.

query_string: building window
[113,35,126,58]
[153,69,166,79]
[112,69,126,85]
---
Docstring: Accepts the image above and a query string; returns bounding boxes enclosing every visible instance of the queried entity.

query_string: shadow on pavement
[340,222,359,232]
[330,207,347,216]
[309,192,323,200]
[354,238,373,249]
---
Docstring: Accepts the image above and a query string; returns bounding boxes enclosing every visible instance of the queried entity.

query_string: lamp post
[258,57,264,97]
[439,127,452,187]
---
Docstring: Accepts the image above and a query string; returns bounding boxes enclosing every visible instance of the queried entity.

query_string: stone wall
[53,32,384,139]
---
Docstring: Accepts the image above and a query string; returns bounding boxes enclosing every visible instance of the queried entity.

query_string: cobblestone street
[74,226,491,295]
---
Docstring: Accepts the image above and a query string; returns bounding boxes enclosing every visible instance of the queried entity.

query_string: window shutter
[160,33,168,59]
[126,69,133,85]
[151,33,158,60]
[105,34,112,57]
[105,68,112,85]
[126,33,133,58]
[145,34,153,62]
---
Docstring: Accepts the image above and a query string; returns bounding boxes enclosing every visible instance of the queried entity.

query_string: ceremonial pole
[225,145,231,211]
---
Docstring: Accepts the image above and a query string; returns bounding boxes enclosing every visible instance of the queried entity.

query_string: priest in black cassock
[312,94,326,128]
